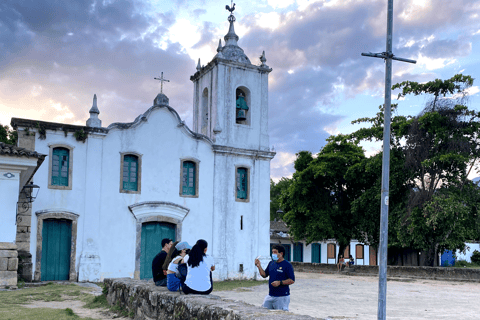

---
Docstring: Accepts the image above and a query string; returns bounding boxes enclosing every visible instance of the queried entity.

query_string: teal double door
[140,222,176,279]
[41,219,72,281]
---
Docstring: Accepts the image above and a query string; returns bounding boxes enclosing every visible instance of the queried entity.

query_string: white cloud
[270,151,296,181]
[255,11,282,30]
[416,54,456,70]
[466,86,480,96]
[268,0,295,9]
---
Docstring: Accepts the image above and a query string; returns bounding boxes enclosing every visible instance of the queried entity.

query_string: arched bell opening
[235,87,251,125]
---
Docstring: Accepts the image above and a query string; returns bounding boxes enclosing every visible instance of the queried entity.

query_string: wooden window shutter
[52,148,69,186]
[356,244,364,259]
[327,243,335,259]
[123,155,138,191]
[182,161,196,195]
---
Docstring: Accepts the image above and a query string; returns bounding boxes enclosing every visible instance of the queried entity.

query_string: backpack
[175,263,188,282]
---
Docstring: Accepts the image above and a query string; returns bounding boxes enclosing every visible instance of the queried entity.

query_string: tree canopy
[0,124,17,145]
[279,74,480,265]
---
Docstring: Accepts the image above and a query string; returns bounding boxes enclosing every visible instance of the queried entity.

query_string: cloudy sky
[1,0,480,180]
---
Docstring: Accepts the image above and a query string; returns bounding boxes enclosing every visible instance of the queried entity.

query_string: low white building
[10,10,275,282]
[0,142,45,287]
[270,220,377,266]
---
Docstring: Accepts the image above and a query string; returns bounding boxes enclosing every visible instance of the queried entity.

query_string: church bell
[236,109,246,121]
[236,93,248,121]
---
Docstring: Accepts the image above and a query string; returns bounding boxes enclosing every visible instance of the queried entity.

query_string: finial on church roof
[260,51,268,67]
[86,94,102,127]
[90,94,100,114]
[196,58,201,71]
[224,2,239,46]
[214,39,224,59]
[219,3,251,64]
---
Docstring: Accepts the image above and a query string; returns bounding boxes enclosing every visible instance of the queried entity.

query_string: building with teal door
[41,219,72,281]
[140,222,176,279]
[11,5,275,282]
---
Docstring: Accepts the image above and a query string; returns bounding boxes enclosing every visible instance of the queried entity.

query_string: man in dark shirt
[254,244,295,311]
[152,238,173,286]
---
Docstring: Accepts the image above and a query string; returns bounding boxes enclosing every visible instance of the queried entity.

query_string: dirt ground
[19,282,130,320]
[214,272,480,320]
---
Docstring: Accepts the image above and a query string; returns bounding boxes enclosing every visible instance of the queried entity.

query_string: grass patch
[0,283,98,320]
[0,283,87,305]
[453,261,480,268]
[213,279,268,291]
[84,294,109,309]
[0,306,97,320]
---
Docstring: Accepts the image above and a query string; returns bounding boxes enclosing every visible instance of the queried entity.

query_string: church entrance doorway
[140,222,176,279]
[40,219,72,281]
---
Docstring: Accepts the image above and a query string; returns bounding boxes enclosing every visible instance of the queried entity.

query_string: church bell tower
[190,4,272,151]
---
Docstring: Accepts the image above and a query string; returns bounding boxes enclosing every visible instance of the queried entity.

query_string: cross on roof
[154,72,170,94]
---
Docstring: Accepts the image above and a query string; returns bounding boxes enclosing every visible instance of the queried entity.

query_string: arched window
[235,87,250,125]
[236,167,249,201]
[121,154,141,193]
[51,147,69,186]
[201,88,209,135]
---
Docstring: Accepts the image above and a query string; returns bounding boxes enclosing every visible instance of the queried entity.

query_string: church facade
[10,11,275,282]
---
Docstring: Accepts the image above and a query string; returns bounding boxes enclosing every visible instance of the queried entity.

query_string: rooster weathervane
[226,1,235,14]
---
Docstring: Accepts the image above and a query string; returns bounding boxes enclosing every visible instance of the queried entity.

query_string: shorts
[262,295,290,311]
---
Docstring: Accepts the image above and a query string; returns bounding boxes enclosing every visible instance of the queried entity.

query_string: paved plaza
[214,272,479,320]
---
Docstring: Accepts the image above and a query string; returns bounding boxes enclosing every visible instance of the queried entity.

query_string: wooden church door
[41,219,72,281]
[140,222,176,279]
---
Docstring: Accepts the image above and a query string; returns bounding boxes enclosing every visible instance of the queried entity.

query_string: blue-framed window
[122,155,138,191]
[52,147,69,186]
[182,161,196,195]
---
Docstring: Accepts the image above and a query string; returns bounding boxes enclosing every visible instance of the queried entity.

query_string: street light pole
[361,1,416,319]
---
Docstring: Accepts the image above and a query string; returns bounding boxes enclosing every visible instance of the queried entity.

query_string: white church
[10,8,275,282]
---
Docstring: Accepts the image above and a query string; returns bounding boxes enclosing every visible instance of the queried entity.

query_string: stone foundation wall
[104,278,315,320]
[0,242,18,288]
[291,262,480,282]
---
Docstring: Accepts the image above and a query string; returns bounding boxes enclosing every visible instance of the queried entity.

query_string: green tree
[0,124,17,145]
[270,178,291,220]
[281,136,366,255]
[350,74,480,266]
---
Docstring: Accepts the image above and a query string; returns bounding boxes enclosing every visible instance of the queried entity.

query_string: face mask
[272,254,278,261]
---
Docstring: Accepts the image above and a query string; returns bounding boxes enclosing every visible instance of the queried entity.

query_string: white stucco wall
[456,243,480,263]
[0,167,21,243]
[23,93,273,282]
[0,155,38,243]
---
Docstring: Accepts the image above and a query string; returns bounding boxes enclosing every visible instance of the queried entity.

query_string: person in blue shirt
[254,244,295,311]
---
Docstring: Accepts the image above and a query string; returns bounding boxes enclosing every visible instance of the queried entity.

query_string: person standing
[152,238,173,286]
[254,245,295,311]
[182,239,215,295]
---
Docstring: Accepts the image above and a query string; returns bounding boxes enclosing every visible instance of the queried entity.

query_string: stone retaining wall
[104,278,315,320]
[0,242,18,288]
[291,262,480,282]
